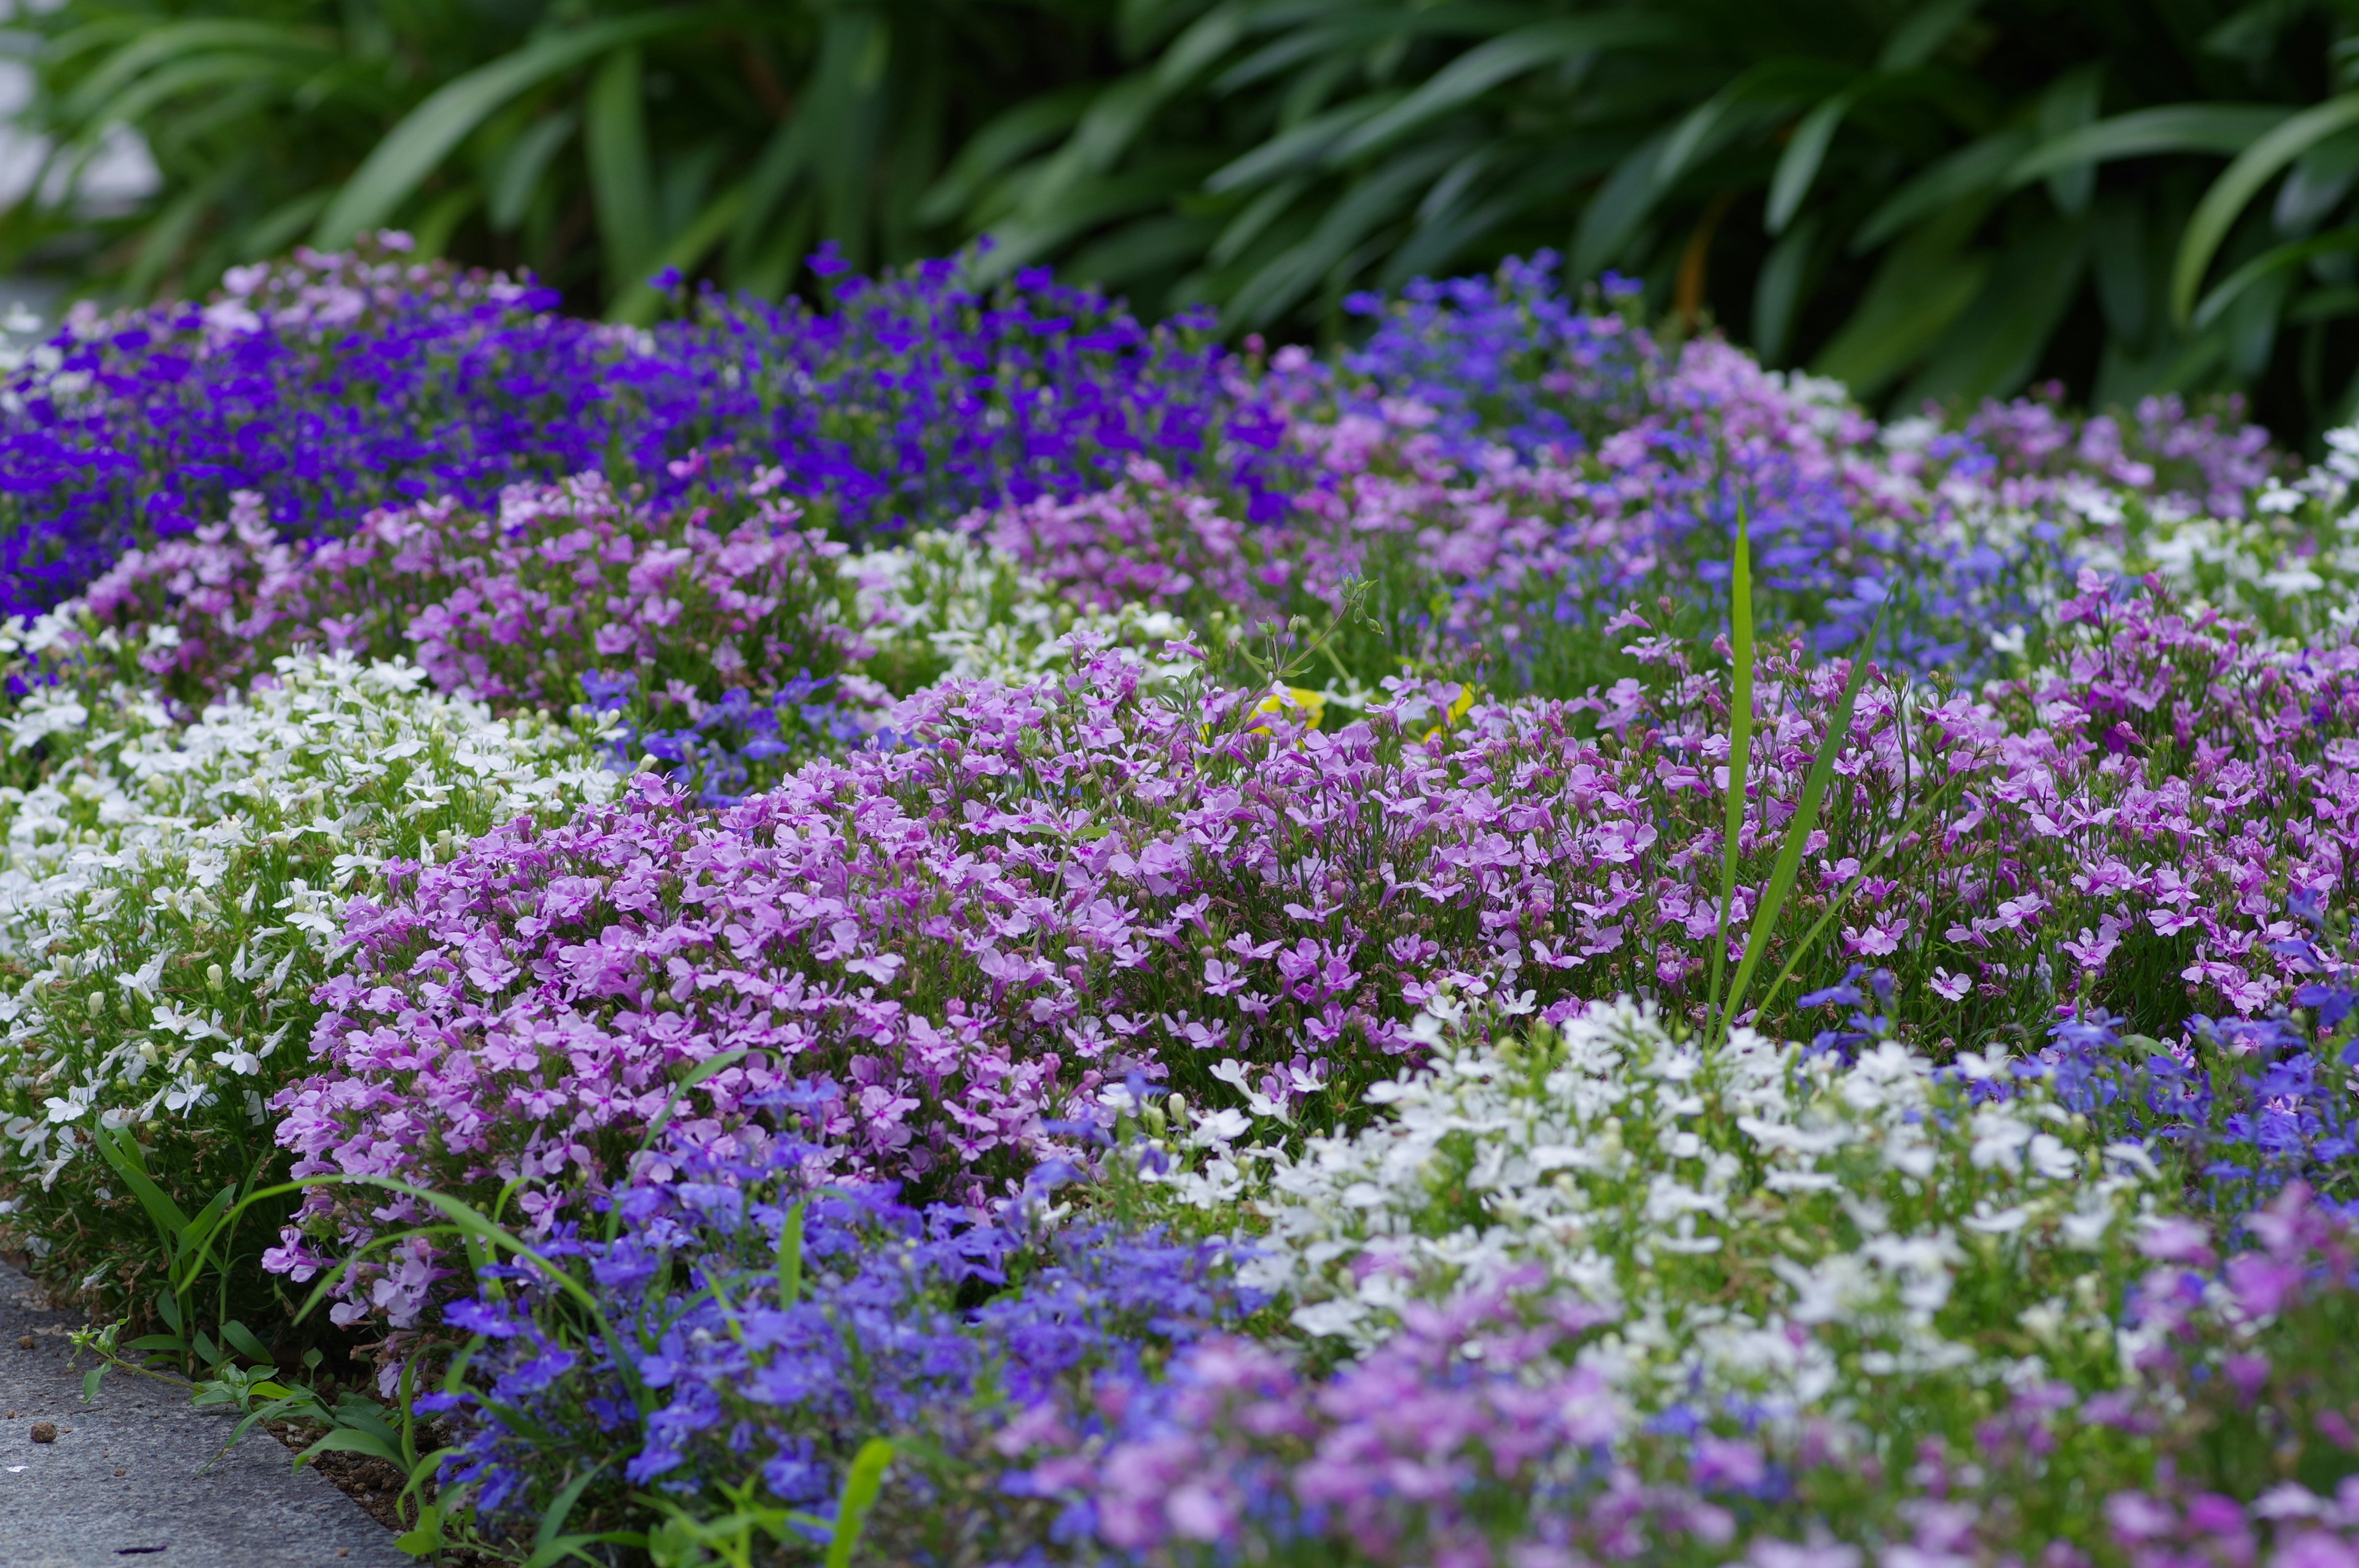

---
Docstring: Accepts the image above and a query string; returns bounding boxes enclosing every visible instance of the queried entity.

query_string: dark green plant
[0,0,1116,318]
[948,0,2359,441]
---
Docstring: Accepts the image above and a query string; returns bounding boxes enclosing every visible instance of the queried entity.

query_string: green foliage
[952,0,2359,441]
[1,0,1116,316]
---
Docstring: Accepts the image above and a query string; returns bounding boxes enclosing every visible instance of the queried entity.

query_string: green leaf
[176,1184,237,1268]
[2036,64,2105,216]
[219,1319,270,1365]
[1752,213,1820,365]
[1707,509,1755,1048]
[609,183,747,326]
[62,20,332,122]
[527,1462,610,1564]
[587,45,656,300]
[825,1438,897,1568]
[1207,95,1398,193]
[636,1048,751,1151]
[1813,203,1993,393]
[297,1426,405,1468]
[2193,225,2359,329]
[80,53,322,133]
[1903,215,2089,402]
[1855,129,2030,252]
[313,9,715,249]
[778,1197,807,1306]
[1657,60,1847,192]
[1151,2,1249,91]
[1756,784,1962,1020]
[1723,617,1880,1029]
[92,1123,190,1254]
[1227,140,1461,326]
[489,112,577,232]
[1210,177,1308,265]
[916,85,1097,227]
[1879,0,1982,70]
[392,1500,445,1558]
[2289,282,2359,324]
[1766,90,1856,235]
[2174,91,2359,326]
[1332,15,1676,161]
[1571,127,1675,281]
[2007,103,2293,186]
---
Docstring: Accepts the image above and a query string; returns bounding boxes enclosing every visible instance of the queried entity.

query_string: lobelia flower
[0,237,1268,617]
[65,470,872,803]
[420,1144,1254,1561]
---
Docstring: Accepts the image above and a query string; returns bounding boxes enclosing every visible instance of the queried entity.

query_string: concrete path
[0,1262,405,1567]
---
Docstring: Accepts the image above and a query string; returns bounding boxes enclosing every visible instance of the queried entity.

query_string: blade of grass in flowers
[1752,775,1966,1022]
[778,1197,807,1306]
[1722,616,1882,1034]
[826,1438,897,1568]
[1706,503,1754,1047]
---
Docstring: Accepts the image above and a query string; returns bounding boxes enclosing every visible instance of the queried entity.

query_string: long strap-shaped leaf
[1721,621,1881,1032]
[827,1438,897,1568]
[1706,504,1754,1047]
[2173,91,2359,326]
[313,8,719,249]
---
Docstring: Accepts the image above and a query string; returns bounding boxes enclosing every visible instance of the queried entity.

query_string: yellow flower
[1252,685,1326,731]
[1425,682,1477,740]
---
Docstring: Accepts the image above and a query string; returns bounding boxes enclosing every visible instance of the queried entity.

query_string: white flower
[1147,994,2160,1451]
[0,652,615,1195]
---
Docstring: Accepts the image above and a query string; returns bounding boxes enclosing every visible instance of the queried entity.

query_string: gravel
[0,1260,407,1567]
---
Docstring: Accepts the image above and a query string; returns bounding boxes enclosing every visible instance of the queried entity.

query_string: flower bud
[85,993,104,1021]
[206,963,225,993]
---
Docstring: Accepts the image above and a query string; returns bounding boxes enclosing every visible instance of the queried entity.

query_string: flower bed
[0,244,2354,1566]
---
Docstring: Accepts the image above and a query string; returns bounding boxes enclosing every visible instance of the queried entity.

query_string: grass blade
[1723,619,1879,1029]
[92,1123,192,1255]
[1334,15,1678,162]
[1707,504,1755,1046]
[778,1196,806,1306]
[826,1438,896,1568]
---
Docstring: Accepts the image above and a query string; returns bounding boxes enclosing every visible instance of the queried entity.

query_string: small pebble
[112,1468,124,1476]
[14,1335,29,1349]
[28,1422,54,1443]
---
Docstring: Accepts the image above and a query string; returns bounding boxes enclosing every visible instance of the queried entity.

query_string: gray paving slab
[0,1260,406,1567]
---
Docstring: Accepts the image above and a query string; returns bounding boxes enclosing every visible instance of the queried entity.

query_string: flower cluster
[420,1147,1254,1558]
[0,236,1265,615]
[1008,1019,2359,1567]
[69,470,867,800]
[1149,997,2154,1417]
[267,558,2359,1330]
[843,527,1196,695]
[0,650,612,1306]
